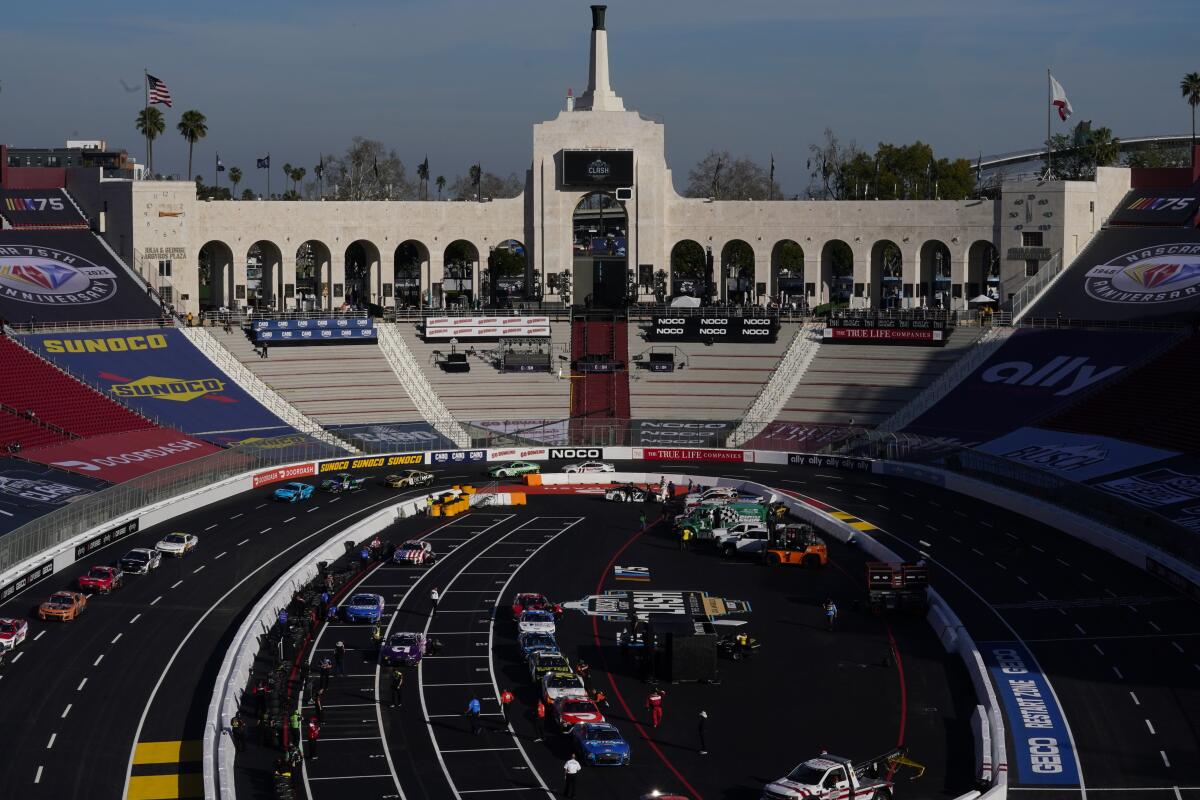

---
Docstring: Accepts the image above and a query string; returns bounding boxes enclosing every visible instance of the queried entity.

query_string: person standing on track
[562,755,582,797]
[499,688,514,722]
[430,587,441,617]
[534,699,546,741]
[314,688,325,723]
[466,695,483,735]
[306,717,320,760]
[318,657,333,690]
[823,598,838,631]
[645,686,666,728]
[334,641,346,676]
[229,714,246,752]
[698,710,708,754]
[390,669,404,708]
[289,708,301,745]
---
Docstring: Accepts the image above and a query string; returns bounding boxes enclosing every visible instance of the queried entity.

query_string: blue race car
[518,631,559,659]
[274,482,314,502]
[342,593,385,623]
[571,722,631,766]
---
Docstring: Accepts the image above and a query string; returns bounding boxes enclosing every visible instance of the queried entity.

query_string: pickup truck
[712,523,771,557]
[762,751,898,800]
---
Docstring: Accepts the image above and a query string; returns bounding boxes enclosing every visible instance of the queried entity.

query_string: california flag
[1050,74,1073,121]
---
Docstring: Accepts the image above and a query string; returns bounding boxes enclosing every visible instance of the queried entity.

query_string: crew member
[499,689,514,722]
[563,755,582,797]
[313,688,325,723]
[306,717,320,760]
[646,686,666,728]
[289,708,302,744]
[534,699,546,741]
[466,696,483,736]
[229,714,246,752]
[698,710,708,755]
[430,587,441,616]
[334,641,346,676]
[679,527,692,551]
[390,669,404,708]
[318,657,333,690]
[824,598,838,631]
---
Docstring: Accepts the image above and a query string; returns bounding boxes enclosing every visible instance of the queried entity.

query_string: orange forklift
[764,522,828,567]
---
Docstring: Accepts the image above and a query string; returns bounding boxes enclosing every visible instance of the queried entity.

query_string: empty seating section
[775,327,986,426]
[398,323,570,421]
[629,324,797,421]
[208,328,423,425]
[0,338,153,438]
[1044,332,1200,453]
[0,407,70,450]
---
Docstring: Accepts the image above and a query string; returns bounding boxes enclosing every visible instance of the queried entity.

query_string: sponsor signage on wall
[74,518,140,561]
[1086,456,1200,532]
[257,327,376,342]
[423,316,551,340]
[549,448,602,460]
[319,453,426,473]
[0,559,55,603]
[0,458,108,536]
[561,150,634,187]
[253,318,372,330]
[487,447,549,461]
[23,430,221,482]
[431,449,487,465]
[787,453,873,472]
[824,327,943,343]
[253,463,317,488]
[648,316,778,343]
[633,420,732,447]
[329,422,453,452]
[976,427,1178,482]
[1107,190,1199,227]
[636,448,748,463]
[0,188,83,227]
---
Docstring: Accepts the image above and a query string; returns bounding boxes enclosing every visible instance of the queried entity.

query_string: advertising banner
[635,448,748,463]
[1025,227,1200,323]
[21,328,289,439]
[252,463,317,488]
[73,518,140,561]
[329,422,454,452]
[976,427,1178,482]
[470,419,569,446]
[632,420,732,447]
[787,453,873,472]
[256,327,376,342]
[1106,189,1199,227]
[0,230,163,322]
[318,453,427,473]
[904,328,1172,443]
[647,316,778,343]
[0,559,55,604]
[430,449,487,465]
[22,429,221,482]
[487,447,549,461]
[824,327,943,343]
[561,150,634,187]
[252,318,372,330]
[422,317,551,340]
[1086,455,1200,532]
[426,316,550,327]
[0,189,85,228]
[0,458,109,537]
[981,642,1079,786]
[742,422,858,452]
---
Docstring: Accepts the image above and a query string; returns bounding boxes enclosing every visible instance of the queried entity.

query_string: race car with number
[381,632,427,666]
[343,593,385,624]
[518,609,556,635]
[385,470,435,489]
[528,650,572,681]
[321,472,365,493]
[119,547,161,574]
[541,670,588,705]
[562,461,615,474]
[0,618,29,652]
[274,482,314,502]
[39,591,88,622]
[78,565,124,594]
[604,483,648,503]
[156,532,198,557]
[511,592,563,619]
[571,722,631,766]
[553,697,606,732]
[394,540,436,565]
[518,631,559,659]
[488,461,541,479]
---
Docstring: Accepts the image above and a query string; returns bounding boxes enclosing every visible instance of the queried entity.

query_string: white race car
[156,532,198,557]
[541,670,589,705]
[394,540,436,565]
[0,618,29,652]
[563,461,615,474]
[518,609,557,635]
[119,547,162,574]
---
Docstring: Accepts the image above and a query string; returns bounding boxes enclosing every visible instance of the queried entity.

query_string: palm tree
[417,158,429,200]
[291,167,306,198]
[1182,72,1200,161]
[176,110,208,181]
[436,175,446,200]
[469,164,482,201]
[228,166,242,198]
[135,107,166,176]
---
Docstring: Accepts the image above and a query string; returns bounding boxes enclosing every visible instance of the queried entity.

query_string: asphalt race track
[0,458,1196,800]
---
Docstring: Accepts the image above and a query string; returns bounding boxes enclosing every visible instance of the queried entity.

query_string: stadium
[0,6,1198,800]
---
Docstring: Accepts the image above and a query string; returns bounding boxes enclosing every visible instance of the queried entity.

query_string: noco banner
[561,150,634,187]
[648,316,778,343]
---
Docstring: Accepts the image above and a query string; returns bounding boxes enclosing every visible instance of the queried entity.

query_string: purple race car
[381,631,427,666]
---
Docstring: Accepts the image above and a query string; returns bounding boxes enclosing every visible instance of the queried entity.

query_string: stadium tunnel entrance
[198,240,234,311]
[572,192,628,309]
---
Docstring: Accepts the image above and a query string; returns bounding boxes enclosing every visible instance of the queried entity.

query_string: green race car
[321,472,365,492]
[488,461,542,479]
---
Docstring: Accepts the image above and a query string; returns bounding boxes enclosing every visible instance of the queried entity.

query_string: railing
[375,323,471,447]
[177,327,360,454]
[726,324,823,448]
[8,318,171,334]
[1010,250,1063,322]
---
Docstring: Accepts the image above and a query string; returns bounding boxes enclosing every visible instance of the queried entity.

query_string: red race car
[511,592,563,620]
[78,565,125,594]
[552,697,605,733]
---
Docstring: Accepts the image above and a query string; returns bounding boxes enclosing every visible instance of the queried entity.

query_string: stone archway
[393,240,429,309]
[489,239,528,307]
[198,240,235,311]
[345,239,381,309]
[820,240,854,308]
[247,240,283,311]
[296,240,332,310]
[669,240,707,301]
[919,240,952,309]
[770,239,804,309]
[720,239,754,305]
[444,240,479,309]
[572,192,628,308]
[967,240,999,301]
[870,240,903,310]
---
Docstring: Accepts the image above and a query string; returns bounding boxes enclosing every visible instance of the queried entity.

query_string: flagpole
[143,68,149,179]
[215,153,219,192]
[1046,67,1052,179]
[267,152,271,200]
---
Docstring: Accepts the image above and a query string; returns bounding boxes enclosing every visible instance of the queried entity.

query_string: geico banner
[824,327,943,343]
[319,453,427,473]
[423,324,550,339]
[252,463,318,488]
[647,316,778,343]
[634,448,750,463]
[488,447,549,461]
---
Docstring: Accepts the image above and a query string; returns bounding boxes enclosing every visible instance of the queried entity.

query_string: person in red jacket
[306,717,321,760]
[499,689,514,722]
[534,699,546,741]
[645,686,666,728]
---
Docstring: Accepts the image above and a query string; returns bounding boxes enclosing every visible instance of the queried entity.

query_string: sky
[1,0,1196,197]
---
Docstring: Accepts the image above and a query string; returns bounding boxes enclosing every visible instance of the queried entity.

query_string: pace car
[529,650,572,680]
[553,697,605,732]
[604,483,648,503]
[119,547,161,574]
[571,722,631,766]
[541,670,588,705]
[78,565,124,594]
[381,632,427,666]
[39,591,88,622]
[562,460,615,474]
[321,472,365,492]
[156,532,197,557]
[511,592,562,619]
[488,461,541,479]
[518,609,556,635]
[518,631,559,659]
[343,593,385,623]
[274,481,314,502]
[394,540,436,565]
[385,470,434,489]
[0,618,29,651]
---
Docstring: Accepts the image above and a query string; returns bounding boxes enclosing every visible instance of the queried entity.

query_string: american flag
[147,74,172,107]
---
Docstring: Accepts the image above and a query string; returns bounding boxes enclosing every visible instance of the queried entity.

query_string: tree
[448,170,522,200]
[176,110,208,181]
[135,107,166,176]
[322,138,413,200]
[228,166,242,198]
[241,188,255,201]
[469,164,482,201]
[282,162,293,195]
[1182,72,1200,159]
[1125,142,1189,169]
[806,129,861,199]
[417,157,430,200]
[804,129,974,200]
[436,175,446,200]
[1047,120,1122,180]
[684,150,780,200]
[290,166,307,198]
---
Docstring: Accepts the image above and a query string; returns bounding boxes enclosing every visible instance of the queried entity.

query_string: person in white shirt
[430,587,440,617]
[562,755,581,797]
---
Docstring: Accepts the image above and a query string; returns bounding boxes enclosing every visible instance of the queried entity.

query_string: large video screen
[562,150,634,187]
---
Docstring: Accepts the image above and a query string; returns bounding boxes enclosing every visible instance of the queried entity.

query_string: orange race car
[39,591,88,622]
